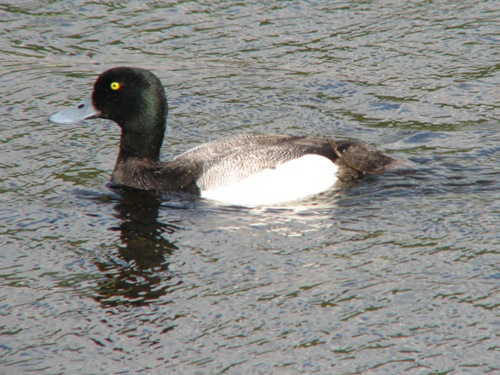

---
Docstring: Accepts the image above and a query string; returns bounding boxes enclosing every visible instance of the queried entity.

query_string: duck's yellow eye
[110,82,121,91]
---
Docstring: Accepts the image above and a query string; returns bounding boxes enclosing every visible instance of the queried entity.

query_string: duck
[49,67,396,206]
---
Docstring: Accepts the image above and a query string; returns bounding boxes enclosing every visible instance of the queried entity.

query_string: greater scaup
[50,67,396,205]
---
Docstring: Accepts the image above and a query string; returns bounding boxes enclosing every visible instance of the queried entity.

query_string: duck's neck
[117,126,162,162]
[112,117,166,190]
[112,79,168,162]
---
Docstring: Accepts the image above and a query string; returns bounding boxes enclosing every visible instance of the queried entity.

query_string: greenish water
[1,1,499,374]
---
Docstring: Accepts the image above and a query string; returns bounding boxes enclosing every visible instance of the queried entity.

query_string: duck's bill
[49,96,99,124]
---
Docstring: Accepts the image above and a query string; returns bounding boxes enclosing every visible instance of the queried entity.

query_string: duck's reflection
[94,188,181,307]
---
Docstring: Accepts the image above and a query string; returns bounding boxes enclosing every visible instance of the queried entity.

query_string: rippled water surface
[1,1,499,374]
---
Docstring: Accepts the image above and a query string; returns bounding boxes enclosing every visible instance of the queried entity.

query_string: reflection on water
[94,188,180,307]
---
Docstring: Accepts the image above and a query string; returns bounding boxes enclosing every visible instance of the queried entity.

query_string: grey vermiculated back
[172,134,395,190]
[173,134,337,189]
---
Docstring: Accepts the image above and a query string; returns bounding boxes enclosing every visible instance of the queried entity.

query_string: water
[1,1,499,374]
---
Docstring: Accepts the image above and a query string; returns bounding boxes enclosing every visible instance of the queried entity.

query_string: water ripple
[1,1,499,374]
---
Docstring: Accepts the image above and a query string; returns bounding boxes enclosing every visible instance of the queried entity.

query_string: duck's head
[50,67,168,160]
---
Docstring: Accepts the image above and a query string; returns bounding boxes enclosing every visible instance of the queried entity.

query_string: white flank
[201,154,338,206]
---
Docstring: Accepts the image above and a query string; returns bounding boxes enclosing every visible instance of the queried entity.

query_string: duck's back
[174,134,332,185]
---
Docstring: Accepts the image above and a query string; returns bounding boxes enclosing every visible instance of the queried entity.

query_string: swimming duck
[50,67,396,205]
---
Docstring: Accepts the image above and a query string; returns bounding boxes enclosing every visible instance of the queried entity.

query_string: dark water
[1,1,499,374]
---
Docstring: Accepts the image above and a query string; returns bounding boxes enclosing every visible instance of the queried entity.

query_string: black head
[50,67,169,162]
[88,67,168,161]
[92,67,168,131]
